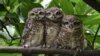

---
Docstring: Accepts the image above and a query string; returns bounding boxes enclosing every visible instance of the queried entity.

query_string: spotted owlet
[21,8,45,48]
[56,15,84,56]
[45,7,64,48]
[21,8,45,56]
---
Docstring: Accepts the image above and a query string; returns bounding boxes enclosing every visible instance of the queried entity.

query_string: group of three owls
[21,7,84,53]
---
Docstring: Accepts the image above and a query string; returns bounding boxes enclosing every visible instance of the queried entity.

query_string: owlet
[56,15,84,56]
[45,7,64,48]
[22,8,45,48]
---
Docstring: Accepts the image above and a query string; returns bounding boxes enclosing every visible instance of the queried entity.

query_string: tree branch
[83,0,100,12]
[0,47,100,56]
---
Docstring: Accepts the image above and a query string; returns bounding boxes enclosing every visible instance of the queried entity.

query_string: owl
[21,8,45,48]
[45,7,64,48]
[55,15,84,56]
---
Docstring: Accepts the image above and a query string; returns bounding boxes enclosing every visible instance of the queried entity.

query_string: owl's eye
[63,22,69,25]
[39,11,44,15]
[56,11,62,15]
[55,11,63,18]
[74,22,80,25]
[30,13,35,16]
[46,12,51,16]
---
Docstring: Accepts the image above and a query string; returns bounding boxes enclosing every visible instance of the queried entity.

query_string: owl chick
[56,15,84,56]
[22,8,45,48]
[45,7,64,48]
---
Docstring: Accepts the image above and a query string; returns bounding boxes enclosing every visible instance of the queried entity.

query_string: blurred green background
[0,0,100,56]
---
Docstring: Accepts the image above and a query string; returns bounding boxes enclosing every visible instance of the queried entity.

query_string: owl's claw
[41,44,46,48]
[73,48,82,56]
[23,44,30,48]
[47,44,51,48]
[58,46,62,49]
[42,44,52,48]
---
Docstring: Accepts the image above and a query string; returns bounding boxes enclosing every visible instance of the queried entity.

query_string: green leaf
[0,53,21,56]
[21,0,43,3]
[6,13,20,25]
[85,34,93,49]
[12,39,20,46]
[70,0,78,3]
[79,14,100,25]
[34,0,43,3]
[2,0,19,13]
[0,0,3,4]
[74,0,87,15]
[21,0,32,3]
[0,4,7,11]
[8,0,18,6]
[15,23,24,36]
[0,11,6,16]
[0,34,7,39]
[0,38,8,46]
[47,0,60,8]
[20,2,42,19]
[2,0,9,6]
[59,0,74,15]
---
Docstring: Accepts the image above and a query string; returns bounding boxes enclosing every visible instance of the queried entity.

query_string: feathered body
[22,8,45,47]
[56,15,84,51]
[45,7,64,48]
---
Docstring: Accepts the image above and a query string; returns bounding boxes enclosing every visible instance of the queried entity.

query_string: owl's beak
[69,25,74,30]
[34,15,39,20]
[68,26,74,32]
[65,25,73,32]
[35,16,39,19]
[50,15,54,19]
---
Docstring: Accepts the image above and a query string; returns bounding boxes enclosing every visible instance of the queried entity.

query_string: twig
[92,24,100,49]
[0,47,73,55]
[0,20,14,40]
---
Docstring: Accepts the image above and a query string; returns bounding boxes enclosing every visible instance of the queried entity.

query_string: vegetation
[0,0,100,56]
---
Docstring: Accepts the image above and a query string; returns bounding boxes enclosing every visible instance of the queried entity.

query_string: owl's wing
[30,21,44,47]
[22,18,32,37]
[46,21,60,48]
[79,33,84,49]
[21,18,34,46]
[22,21,44,47]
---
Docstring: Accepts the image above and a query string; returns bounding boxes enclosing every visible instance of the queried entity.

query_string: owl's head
[62,15,82,30]
[46,7,63,22]
[28,8,45,20]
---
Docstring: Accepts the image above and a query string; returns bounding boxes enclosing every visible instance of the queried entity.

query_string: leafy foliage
[0,0,100,55]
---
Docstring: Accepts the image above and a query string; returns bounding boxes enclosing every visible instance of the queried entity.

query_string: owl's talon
[47,45,51,48]
[23,44,30,48]
[41,44,46,48]
[59,46,62,49]
[73,48,82,56]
